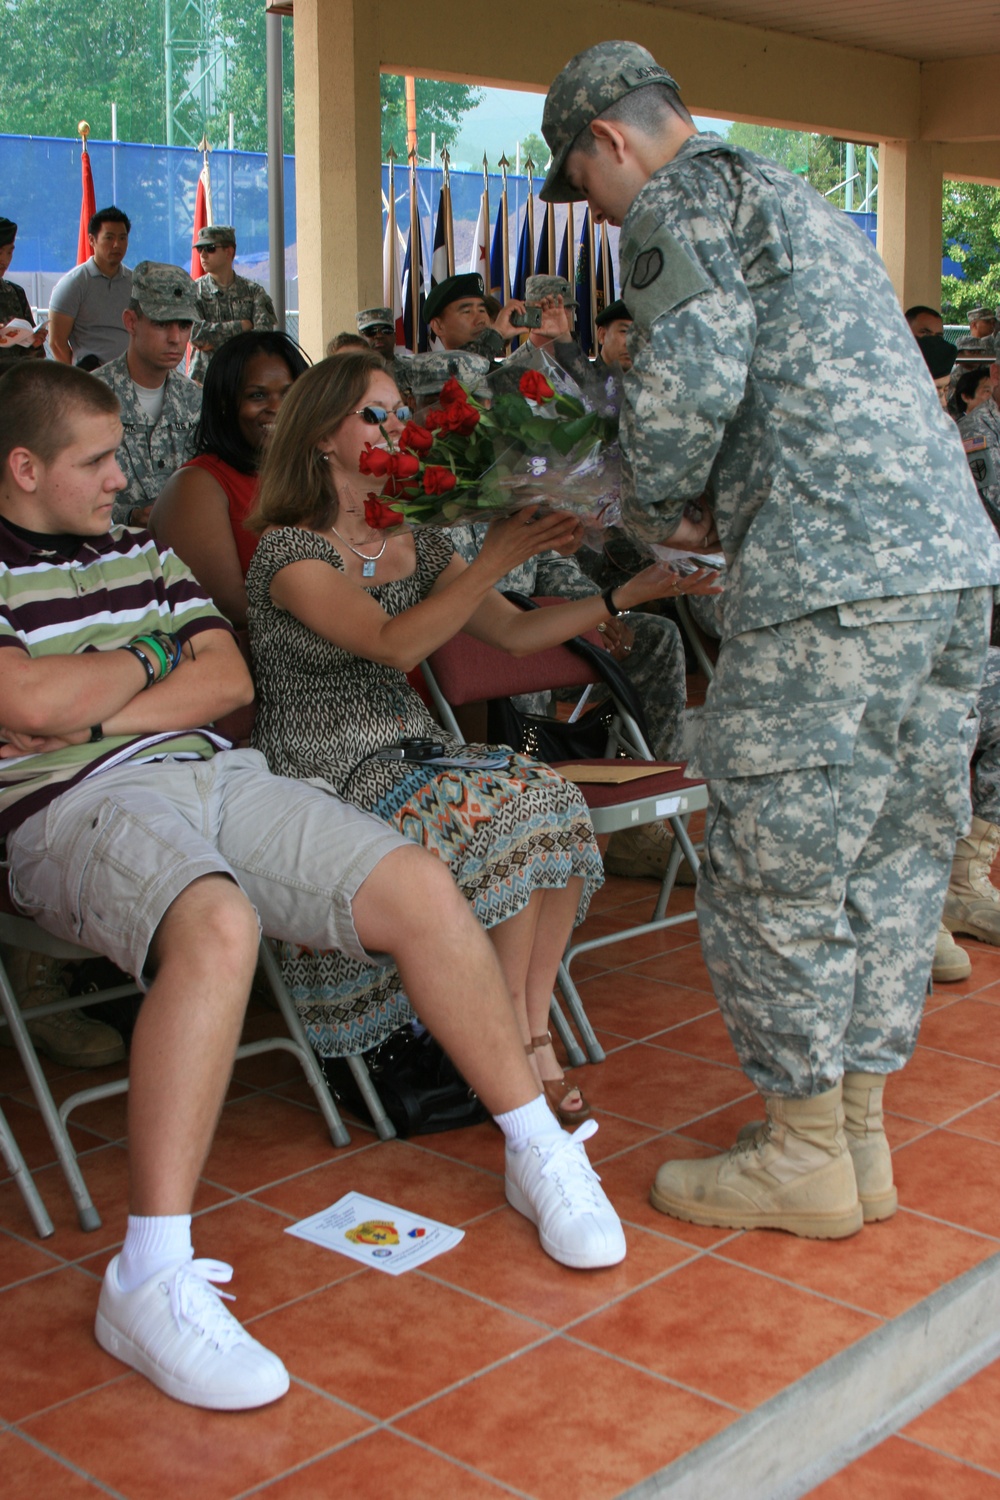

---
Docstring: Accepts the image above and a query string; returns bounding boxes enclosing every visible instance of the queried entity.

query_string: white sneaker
[95,1255,290,1410]
[505,1120,627,1269]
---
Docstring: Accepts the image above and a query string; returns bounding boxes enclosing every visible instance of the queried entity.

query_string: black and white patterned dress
[246,524,603,1058]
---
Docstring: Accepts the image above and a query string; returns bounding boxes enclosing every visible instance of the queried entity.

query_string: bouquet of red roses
[361,370,620,533]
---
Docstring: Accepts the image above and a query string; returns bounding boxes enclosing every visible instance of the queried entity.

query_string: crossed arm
[0,626,253,755]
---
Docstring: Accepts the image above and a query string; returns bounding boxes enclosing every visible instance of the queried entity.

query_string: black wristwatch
[89,724,104,742]
[602,587,625,617]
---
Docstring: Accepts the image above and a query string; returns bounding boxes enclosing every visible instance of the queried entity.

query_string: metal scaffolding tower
[163,0,227,148]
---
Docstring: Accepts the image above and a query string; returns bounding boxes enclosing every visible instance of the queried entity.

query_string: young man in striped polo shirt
[0,361,626,1413]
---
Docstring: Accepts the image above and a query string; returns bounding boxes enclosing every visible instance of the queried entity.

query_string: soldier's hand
[531,295,573,346]
[493,301,526,341]
[663,496,720,552]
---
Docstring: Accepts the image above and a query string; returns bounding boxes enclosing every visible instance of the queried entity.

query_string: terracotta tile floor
[3,861,1000,1497]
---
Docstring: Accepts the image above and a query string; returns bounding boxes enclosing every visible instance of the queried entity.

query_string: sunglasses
[198,243,219,253]
[355,405,412,425]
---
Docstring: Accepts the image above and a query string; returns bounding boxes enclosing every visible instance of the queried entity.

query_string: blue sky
[450,84,731,171]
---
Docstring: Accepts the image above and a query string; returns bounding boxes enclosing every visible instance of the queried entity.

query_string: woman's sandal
[525,1031,592,1126]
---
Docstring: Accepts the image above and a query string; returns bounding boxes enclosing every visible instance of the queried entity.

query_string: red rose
[423,466,457,495]
[399,421,434,454]
[386,450,420,480]
[378,473,420,498]
[519,370,555,402]
[440,402,480,436]
[439,377,468,408]
[365,494,402,528]
[358,442,391,476]
[424,407,446,432]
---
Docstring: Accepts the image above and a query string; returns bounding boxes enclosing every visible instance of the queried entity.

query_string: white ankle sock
[117,1213,193,1292]
[495,1093,562,1152]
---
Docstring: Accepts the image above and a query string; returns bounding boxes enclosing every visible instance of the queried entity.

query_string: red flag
[190,164,211,278]
[77,149,96,265]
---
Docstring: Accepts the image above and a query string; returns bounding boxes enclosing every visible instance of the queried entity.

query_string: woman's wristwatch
[602,587,627,617]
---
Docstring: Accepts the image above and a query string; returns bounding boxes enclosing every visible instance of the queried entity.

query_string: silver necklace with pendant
[328,522,388,578]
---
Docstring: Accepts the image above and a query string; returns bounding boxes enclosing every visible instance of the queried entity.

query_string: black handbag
[485,591,652,760]
[323,1024,490,1137]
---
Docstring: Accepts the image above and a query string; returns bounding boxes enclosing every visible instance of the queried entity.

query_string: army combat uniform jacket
[617,134,1000,643]
[190,272,277,383]
[94,353,202,524]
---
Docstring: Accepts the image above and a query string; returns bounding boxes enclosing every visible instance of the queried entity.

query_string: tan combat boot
[842,1072,897,1222]
[932,922,971,982]
[0,948,125,1069]
[651,1083,862,1239]
[738,1071,897,1223]
[942,817,1000,945]
[604,822,697,884]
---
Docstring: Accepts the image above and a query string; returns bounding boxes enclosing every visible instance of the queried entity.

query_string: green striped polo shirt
[0,519,234,835]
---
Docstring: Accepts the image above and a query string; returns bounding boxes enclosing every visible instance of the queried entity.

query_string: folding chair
[420,615,709,1065]
[0,890,356,1234]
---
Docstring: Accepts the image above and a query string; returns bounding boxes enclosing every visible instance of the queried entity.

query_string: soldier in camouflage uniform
[958,336,1000,535]
[424,272,528,363]
[541,40,1000,1238]
[95,262,202,526]
[356,306,415,407]
[942,647,1000,946]
[190,226,277,385]
[0,219,45,359]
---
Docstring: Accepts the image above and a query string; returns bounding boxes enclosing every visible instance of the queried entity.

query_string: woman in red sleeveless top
[150,330,309,624]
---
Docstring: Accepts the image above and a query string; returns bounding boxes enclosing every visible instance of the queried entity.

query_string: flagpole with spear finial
[440,146,455,276]
[408,145,421,353]
[384,146,398,308]
[498,153,511,303]
[76,121,96,266]
[523,156,536,273]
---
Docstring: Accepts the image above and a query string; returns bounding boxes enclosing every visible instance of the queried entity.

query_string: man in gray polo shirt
[48,206,133,369]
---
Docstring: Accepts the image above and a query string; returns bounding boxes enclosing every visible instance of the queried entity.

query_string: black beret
[423,273,486,326]
[595,298,632,328]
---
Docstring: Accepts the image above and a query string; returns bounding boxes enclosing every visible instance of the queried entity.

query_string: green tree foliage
[380,76,484,163]
[940,181,1000,319]
[210,6,295,153]
[521,132,549,169]
[0,0,166,143]
[725,122,869,207]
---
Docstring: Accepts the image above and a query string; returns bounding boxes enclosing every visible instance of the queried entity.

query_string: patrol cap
[525,274,578,307]
[967,306,996,324]
[0,218,16,248]
[595,298,632,327]
[404,348,491,401]
[423,273,486,326]
[540,41,680,203]
[356,306,394,332]
[916,334,957,379]
[194,224,236,249]
[131,261,200,322]
[955,336,995,362]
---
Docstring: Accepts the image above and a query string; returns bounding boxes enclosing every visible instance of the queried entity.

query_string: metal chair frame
[420,620,708,1066]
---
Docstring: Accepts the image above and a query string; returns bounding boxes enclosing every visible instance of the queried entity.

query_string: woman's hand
[616,562,723,612]
[595,615,635,660]
[475,508,584,578]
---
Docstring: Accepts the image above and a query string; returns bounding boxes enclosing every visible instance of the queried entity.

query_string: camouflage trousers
[617,611,687,760]
[973,646,1000,825]
[685,588,990,1096]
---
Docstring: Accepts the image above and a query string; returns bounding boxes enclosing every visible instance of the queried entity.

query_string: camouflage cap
[356,306,394,332]
[540,41,680,203]
[524,274,578,307]
[194,224,236,249]
[423,273,486,327]
[595,297,632,328]
[968,306,997,324]
[955,335,995,361]
[404,349,491,401]
[131,261,200,322]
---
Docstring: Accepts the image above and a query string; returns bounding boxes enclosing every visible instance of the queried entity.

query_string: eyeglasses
[355,405,412,425]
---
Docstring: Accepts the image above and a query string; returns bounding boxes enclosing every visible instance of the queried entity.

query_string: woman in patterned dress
[245,351,708,1116]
